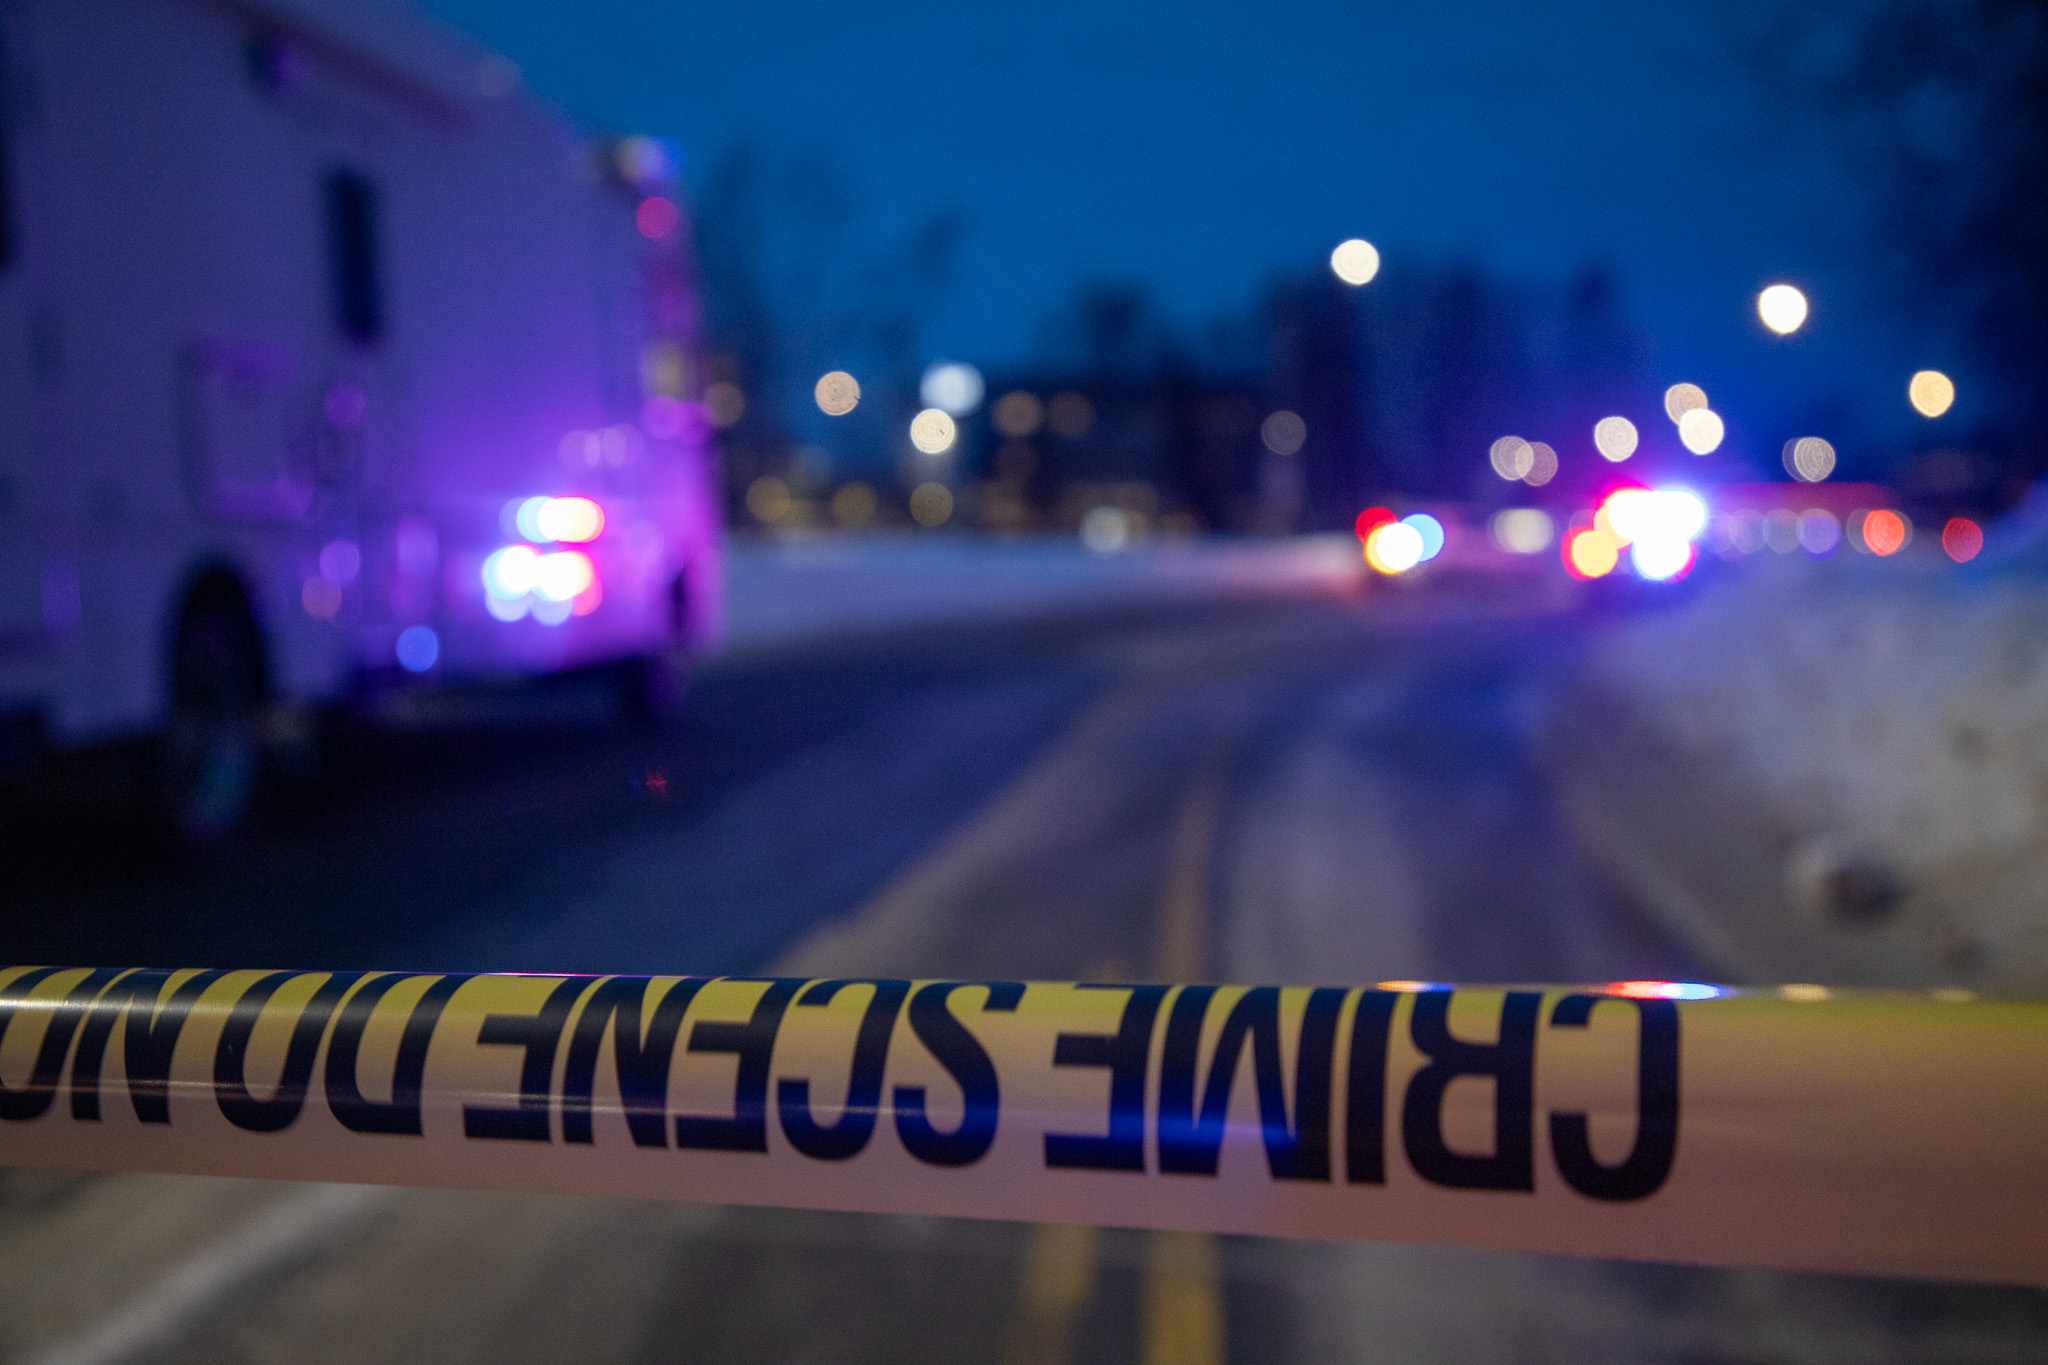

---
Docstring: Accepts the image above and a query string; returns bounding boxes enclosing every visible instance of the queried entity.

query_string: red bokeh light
[1355,506,1396,540]
[1942,516,1983,563]
[1862,509,1907,556]
[636,196,680,240]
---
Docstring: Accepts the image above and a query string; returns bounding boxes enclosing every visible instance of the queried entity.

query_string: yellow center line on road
[1152,762,1223,984]
[1000,1220,1102,1365]
[998,757,1233,1365]
[1001,950,1124,1365]
[1143,1229,1227,1365]
[1144,761,1229,1365]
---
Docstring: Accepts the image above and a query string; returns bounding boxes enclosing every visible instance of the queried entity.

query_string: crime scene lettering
[463,976,591,1141]
[1043,983,1168,1171]
[1158,985,1347,1180]
[8,963,2043,1290]
[894,981,1024,1167]
[1401,990,1542,1190]
[3,968,1691,1215]
[1344,988,1399,1184]
[0,967,124,1122]
[561,976,707,1147]
[776,979,910,1161]
[675,978,803,1152]
[326,973,471,1136]
[215,971,364,1133]
[1547,993,1680,1201]
[72,968,227,1123]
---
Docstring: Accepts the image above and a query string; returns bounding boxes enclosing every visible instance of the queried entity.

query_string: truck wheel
[158,576,267,842]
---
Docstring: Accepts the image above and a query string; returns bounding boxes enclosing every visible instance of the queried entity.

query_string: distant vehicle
[0,0,723,835]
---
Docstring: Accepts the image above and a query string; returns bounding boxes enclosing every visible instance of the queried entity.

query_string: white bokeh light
[1593,416,1639,462]
[1677,408,1725,454]
[482,544,540,600]
[1631,537,1694,581]
[1663,383,1708,423]
[1488,435,1534,481]
[910,408,958,454]
[1491,508,1554,554]
[1758,284,1809,335]
[920,363,985,416]
[1330,239,1381,286]
[1080,506,1132,554]
[815,371,861,416]
[1366,522,1424,573]
[1785,436,1836,482]
[534,550,594,603]
[1604,488,1706,545]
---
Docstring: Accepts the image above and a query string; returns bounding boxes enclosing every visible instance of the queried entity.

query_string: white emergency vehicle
[0,0,724,834]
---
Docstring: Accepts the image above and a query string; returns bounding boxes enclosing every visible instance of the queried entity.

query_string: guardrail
[1,967,2039,1285]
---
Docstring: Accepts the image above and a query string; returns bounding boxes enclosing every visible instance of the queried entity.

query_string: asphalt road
[3,586,2046,1364]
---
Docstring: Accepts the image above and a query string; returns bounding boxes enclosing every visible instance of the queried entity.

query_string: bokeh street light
[920,363,985,417]
[908,481,954,527]
[815,371,860,416]
[745,476,791,525]
[909,408,957,454]
[1677,408,1725,454]
[1758,284,1809,335]
[705,381,745,428]
[1080,506,1132,554]
[1785,436,1836,482]
[1909,370,1956,418]
[1663,383,1708,423]
[992,391,1044,437]
[1261,410,1307,455]
[831,482,878,527]
[1491,508,1554,554]
[1330,239,1381,286]
[1488,435,1534,481]
[1593,415,1638,461]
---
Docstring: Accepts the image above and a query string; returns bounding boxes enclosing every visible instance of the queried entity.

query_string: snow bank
[1574,555,2048,988]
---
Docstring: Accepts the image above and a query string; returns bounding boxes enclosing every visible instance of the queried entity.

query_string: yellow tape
[0,966,2040,1285]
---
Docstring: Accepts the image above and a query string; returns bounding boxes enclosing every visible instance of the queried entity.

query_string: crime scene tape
[0,966,2041,1285]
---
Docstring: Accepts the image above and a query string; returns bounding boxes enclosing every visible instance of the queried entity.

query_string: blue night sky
[420,0,1930,455]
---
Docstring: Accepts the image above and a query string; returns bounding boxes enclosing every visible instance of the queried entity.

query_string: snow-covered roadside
[715,533,1365,656]
[1552,554,2048,989]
